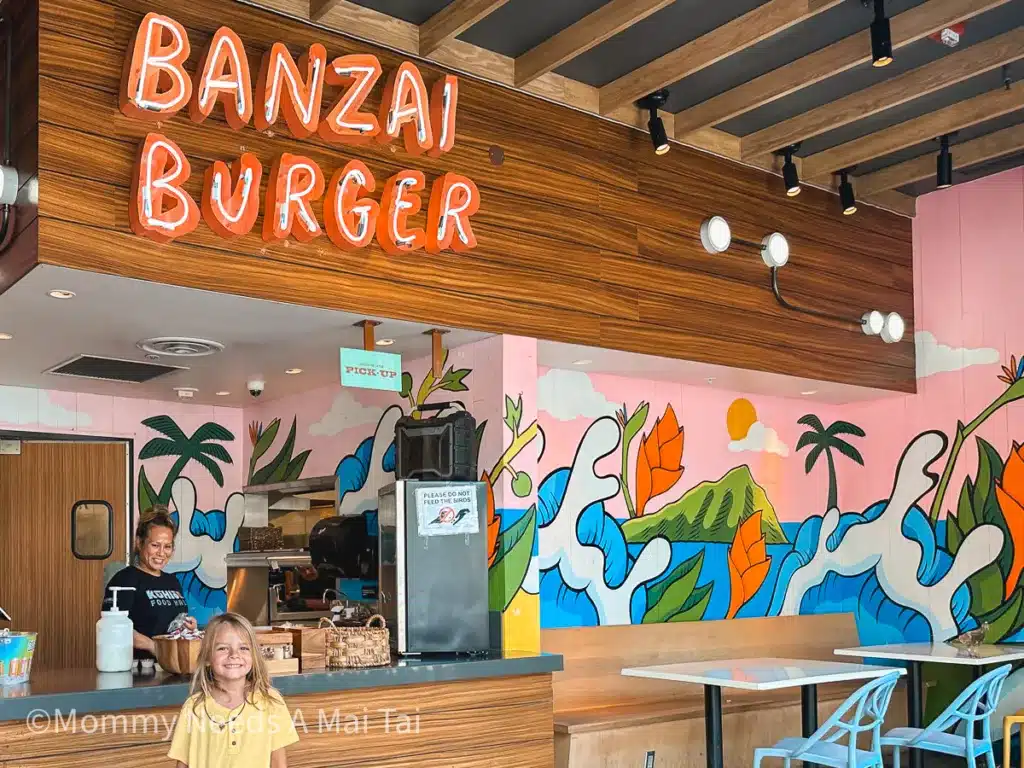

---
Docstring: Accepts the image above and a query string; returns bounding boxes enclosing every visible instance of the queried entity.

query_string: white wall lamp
[700,216,903,344]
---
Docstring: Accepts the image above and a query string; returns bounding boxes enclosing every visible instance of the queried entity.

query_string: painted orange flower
[635,404,684,517]
[999,356,1024,386]
[726,511,772,619]
[248,421,261,446]
[996,443,1024,598]
[482,470,500,567]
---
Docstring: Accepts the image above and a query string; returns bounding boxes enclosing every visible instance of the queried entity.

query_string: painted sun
[726,398,757,441]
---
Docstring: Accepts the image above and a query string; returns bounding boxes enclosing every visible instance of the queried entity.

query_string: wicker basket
[322,615,391,669]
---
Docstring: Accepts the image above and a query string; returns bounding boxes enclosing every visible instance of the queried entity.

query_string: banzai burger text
[121,13,480,255]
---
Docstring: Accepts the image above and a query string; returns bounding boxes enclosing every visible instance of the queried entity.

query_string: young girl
[168,613,299,768]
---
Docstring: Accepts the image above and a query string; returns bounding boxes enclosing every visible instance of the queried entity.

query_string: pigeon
[948,622,989,648]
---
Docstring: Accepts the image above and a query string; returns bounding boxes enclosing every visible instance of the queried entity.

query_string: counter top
[0,651,563,721]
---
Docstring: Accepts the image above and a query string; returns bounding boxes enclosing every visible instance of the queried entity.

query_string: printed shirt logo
[147,589,187,607]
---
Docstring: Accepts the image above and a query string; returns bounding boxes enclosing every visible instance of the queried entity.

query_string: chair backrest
[790,671,902,759]
[541,612,860,712]
[914,663,1012,744]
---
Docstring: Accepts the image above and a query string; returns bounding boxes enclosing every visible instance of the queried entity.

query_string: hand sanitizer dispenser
[97,587,135,673]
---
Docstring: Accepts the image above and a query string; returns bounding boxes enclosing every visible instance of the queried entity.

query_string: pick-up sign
[339,347,402,392]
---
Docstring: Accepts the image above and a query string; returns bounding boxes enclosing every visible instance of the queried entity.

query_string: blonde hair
[133,504,178,564]
[189,613,279,714]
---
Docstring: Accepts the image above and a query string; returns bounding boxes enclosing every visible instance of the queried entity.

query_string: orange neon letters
[130,133,199,242]
[190,27,252,129]
[120,13,192,120]
[263,154,325,242]
[426,173,480,253]
[324,160,379,251]
[319,55,382,144]
[377,62,433,156]
[255,43,327,138]
[428,76,458,158]
[202,153,263,238]
[377,170,426,253]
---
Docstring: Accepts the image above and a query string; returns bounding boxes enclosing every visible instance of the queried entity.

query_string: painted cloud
[308,389,382,437]
[0,385,91,428]
[537,369,617,422]
[729,421,789,457]
[915,330,1000,378]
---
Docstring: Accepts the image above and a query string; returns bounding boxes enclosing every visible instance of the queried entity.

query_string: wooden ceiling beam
[419,0,510,57]
[741,26,1024,159]
[673,0,1011,138]
[514,0,674,87]
[803,81,1024,180]
[598,0,844,116]
[856,122,1024,196]
[309,0,342,22]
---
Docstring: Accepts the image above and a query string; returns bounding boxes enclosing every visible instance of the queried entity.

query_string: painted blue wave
[175,569,226,628]
[336,436,397,503]
[769,503,970,643]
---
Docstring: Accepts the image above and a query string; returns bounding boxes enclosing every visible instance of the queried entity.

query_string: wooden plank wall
[28,0,916,392]
[0,674,555,767]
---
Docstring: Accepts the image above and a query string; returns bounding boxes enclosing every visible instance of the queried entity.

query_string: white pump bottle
[97,586,136,673]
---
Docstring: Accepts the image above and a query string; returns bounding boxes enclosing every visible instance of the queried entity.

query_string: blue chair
[753,671,902,768]
[881,663,1012,768]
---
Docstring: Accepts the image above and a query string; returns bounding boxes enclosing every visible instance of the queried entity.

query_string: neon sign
[120,12,480,254]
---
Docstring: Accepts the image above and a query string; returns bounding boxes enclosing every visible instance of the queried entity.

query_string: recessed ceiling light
[48,289,76,300]
[801,390,818,396]
[285,368,303,375]
[0,332,11,341]
[216,391,230,396]
[572,359,592,366]
[376,338,395,347]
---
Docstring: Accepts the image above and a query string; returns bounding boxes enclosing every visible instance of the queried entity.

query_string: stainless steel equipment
[377,480,492,655]
[225,550,333,625]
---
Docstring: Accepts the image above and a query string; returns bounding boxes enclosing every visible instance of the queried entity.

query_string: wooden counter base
[0,674,554,767]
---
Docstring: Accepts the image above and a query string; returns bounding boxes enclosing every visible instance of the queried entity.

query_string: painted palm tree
[138,415,235,510]
[795,415,866,512]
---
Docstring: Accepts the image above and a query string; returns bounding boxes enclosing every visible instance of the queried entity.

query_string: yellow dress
[167,690,299,767]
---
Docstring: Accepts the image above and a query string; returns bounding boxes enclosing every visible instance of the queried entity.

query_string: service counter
[0,651,562,767]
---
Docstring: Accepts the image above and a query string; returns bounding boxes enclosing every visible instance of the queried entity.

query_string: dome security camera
[247,379,265,398]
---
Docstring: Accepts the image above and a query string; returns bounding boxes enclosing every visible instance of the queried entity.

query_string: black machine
[394,401,478,482]
[309,512,379,581]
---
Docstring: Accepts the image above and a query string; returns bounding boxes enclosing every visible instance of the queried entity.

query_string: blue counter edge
[0,653,564,722]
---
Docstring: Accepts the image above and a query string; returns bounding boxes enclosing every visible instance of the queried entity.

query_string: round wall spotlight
[861,310,885,336]
[881,312,905,344]
[761,233,790,268]
[700,216,732,254]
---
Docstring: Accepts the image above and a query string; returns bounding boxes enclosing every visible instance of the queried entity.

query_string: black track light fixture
[869,0,893,67]
[777,144,801,197]
[937,135,953,189]
[637,90,671,156]
[839,169,857,215]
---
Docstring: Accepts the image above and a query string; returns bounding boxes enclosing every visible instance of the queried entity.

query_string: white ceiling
[0,265,491,407]
[0,265,900,408]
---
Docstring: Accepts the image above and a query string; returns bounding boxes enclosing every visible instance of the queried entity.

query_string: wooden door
[0,440,128,670]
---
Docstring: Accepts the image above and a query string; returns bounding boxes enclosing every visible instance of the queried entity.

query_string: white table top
[835,642,1024,666]
[621,657,904,691]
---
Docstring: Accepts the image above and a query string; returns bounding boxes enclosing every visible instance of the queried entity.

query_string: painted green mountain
[621,466,788,545]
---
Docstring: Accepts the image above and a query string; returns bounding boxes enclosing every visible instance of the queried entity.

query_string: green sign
[339,348,402,391]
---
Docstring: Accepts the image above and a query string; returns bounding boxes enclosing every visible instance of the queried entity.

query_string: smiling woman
[102,505,197,660]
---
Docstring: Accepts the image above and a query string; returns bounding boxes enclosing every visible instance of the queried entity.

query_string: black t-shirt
[102,566,189,659]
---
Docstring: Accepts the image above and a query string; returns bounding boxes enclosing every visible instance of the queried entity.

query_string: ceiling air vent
[137,337,225,357]
[45,354,188,384]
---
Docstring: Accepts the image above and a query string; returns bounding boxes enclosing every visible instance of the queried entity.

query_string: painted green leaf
[945,513,964,555]
[400,372,414,399]
[980,587,1024,643]
[974,437,1000,523]
[967,562,1005,618]
[195,454,225,487]
[668,583,713,622]
[192,422,235,444]
[252,419,281,464]
[139,437,181,461]
[252,418,298,485]
[623,402,649,449]
[504,395,517,434]
[138,465,158,513]
[488,505,536,612]
[142,415,187,443]
[199,443,232,464]
[511,471,533,498]
[285,450,311,481]
[643,550,705,624]
[958,477,977,531]
[439,368,471,393]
